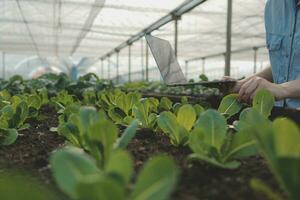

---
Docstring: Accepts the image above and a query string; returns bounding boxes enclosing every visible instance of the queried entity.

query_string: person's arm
[280,80,300,99]
[254,66,273,82]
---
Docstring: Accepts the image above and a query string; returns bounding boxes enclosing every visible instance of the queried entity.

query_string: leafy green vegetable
[130,156,178,200]
[235,108,270,132]
[251,117,300,200]
[105,150,133,185]
[252,89,275,118]
[51,90,75,111]
[25,94,42,118]
[199,74,209,81]
[195,109,227,152]
[193,104,205,117]
[82,88,97,105]
[133,98,158,129]
[57,106,138,167]
[250,179,283,200]
[177,104,197,131]
[158,97,173,112]
[218,94,243,119]
[157,104,196,146]
[104,91,141,125]
[114,120,139,149]
[37,88,49,105]
[50,147,101,199]
[0,172,59,200]
[10,101,29,129]
[0,92,44,146]
[181,96,189,105]
[76,176,125,200]
[50,146,178,200]
[235,90,275,132]
[223,128,257,160]
[0,128,18,145]
[189,109,257,169]
[116,92,141,115]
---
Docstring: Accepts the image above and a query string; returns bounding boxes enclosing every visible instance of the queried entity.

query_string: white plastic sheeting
[0,0,268,80]
[0,0,185,56]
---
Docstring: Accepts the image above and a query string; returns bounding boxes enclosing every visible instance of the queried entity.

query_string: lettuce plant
[97,89,122,110]
[0,128,18,146]
[252,89,275,118]
[57,106,138,168]
[235,89,275,132]
[132,98,159,129]
[0,100,26,145]
[103,91,141,125]
[51,90,76,112]
[158,97,173,112]
[250,116,300,200]
[0,172,58,200]
[50,146,178,200]
[37,88,49,105]
[188,90,274,169]
[3,95,34,130]
[157,104,197,146]
[82,88,97,106]
[218,94,243,119]
[24,94,42,118]
[189,109,257,169]
[0,93,43,145]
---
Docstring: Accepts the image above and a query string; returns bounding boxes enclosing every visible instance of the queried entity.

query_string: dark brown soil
[0,106,68,199]
[0,105,286,200]
[128,130,285,200]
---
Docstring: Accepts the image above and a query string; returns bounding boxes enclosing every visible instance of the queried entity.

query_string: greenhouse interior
[0,0,300,200]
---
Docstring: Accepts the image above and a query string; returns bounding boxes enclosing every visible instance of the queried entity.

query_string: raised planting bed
[0,105,285,200]
[128,129,284,200]
[0,106,68,199]
[143,92,300,126]
[0,74,298,200]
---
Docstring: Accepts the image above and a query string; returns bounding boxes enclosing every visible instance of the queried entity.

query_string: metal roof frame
[186,45,266,62]
[100,0,207,60]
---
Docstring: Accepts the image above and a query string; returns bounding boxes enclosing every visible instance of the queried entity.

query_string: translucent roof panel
[151,0,267,61]
[0,0,185,57]
[1,0,268,80]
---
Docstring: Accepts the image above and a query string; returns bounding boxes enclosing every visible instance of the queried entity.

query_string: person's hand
[223,76,251,93]
[238,76,287,102]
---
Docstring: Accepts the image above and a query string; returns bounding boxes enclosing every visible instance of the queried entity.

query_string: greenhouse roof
[1,0,266,59]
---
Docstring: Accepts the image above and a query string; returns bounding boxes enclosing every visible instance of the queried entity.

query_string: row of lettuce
[0,73,299,200]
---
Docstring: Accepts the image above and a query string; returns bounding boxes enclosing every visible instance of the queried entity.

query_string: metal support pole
[116,51,119,84]
[107,56,110,79]
[174,16,181,57]
[223,53,227,77]
[141,39,145,81]
[253,47,258,74]
[145,40,149,82]
[202,58,206,74]
[225,0,233,76]
[128,44,132,82]
[185,61,188,79]
[101,59,104,79]
[2,52,5,80]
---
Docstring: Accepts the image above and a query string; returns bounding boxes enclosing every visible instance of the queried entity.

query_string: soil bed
[0,106,285,200]
[128,130,284,200]
[0,106,67,198]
